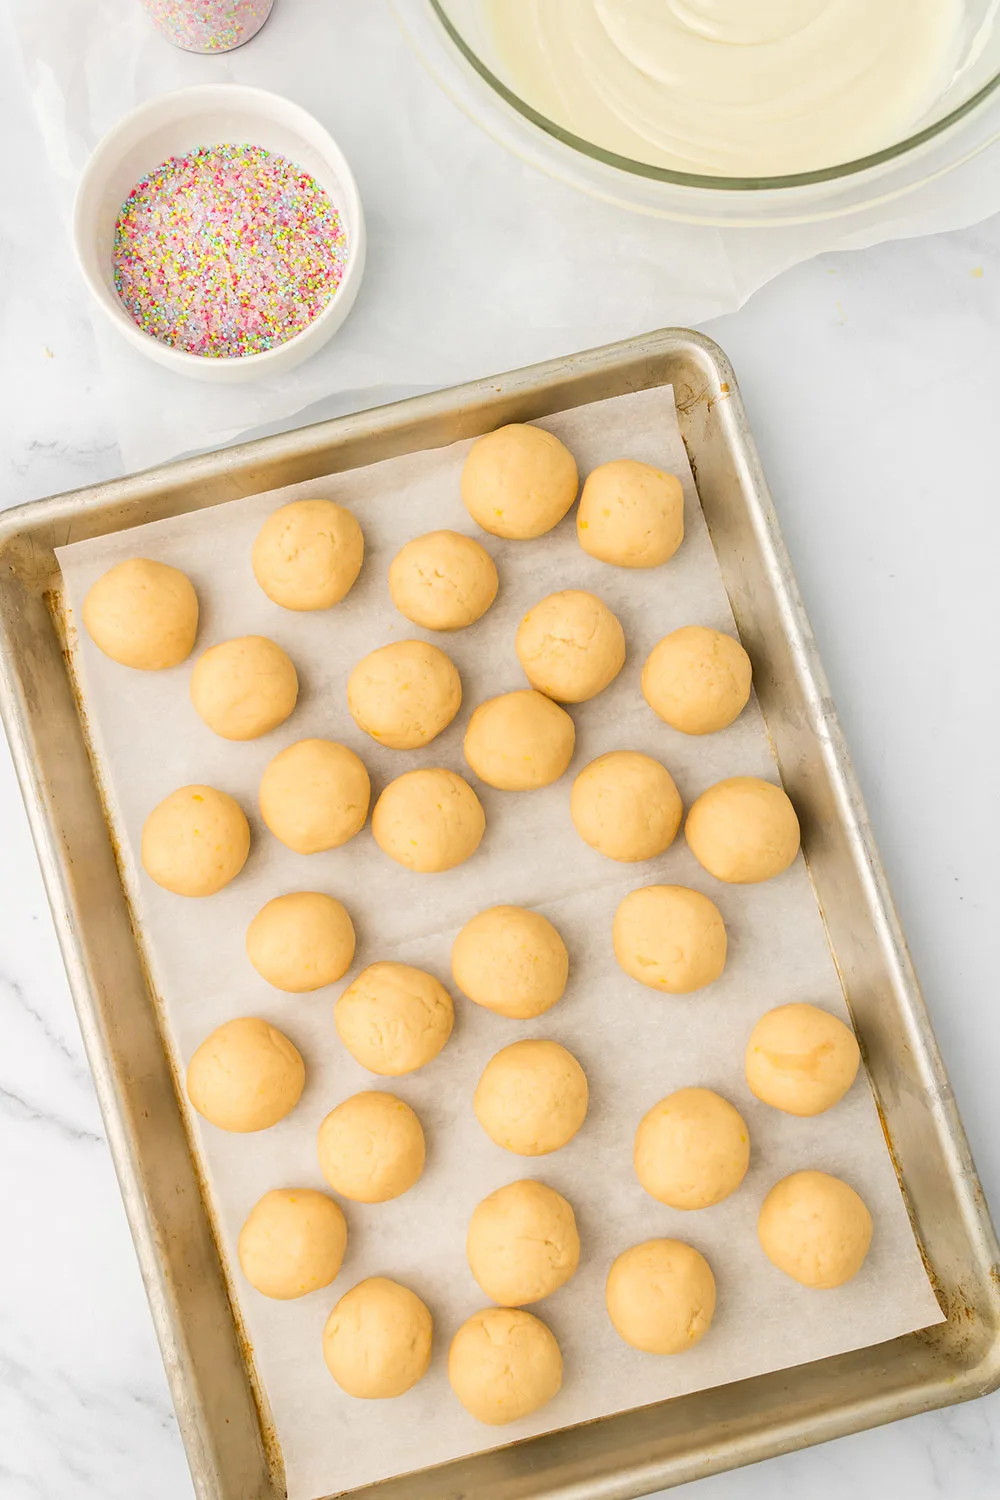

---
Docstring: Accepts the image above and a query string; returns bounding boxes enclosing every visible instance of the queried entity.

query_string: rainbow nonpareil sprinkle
[112,144,348,359]
[141,0,272,53]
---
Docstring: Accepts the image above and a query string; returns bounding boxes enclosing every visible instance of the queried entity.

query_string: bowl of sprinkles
[73,85,365,381]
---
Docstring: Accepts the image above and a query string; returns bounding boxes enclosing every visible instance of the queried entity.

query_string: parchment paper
[12,0,1000,470]
[55,387,943,1500]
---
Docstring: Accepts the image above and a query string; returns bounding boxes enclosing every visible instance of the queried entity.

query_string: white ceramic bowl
[73,84,366,382]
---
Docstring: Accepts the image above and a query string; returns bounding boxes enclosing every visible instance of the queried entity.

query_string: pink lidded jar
[141,0,273,53]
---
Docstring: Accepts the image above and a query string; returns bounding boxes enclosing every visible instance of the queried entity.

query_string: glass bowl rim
[429,0,1000,192]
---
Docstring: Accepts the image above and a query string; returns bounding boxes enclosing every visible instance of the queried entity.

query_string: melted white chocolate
[484,0,964,178]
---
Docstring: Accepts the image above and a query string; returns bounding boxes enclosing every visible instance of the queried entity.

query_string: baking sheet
[54,386,943,1500]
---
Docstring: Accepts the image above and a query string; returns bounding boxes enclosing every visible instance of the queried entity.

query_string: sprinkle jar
[141,0,274,53]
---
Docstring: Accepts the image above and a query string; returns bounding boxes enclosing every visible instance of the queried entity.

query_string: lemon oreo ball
[83,558,199,670]
[462,423,578,540]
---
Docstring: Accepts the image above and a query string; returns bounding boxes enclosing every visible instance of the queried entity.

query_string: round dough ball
[238,1188,346,1300]
[246,892,355,993]
[449,1307,562,1424]
[372,768,485,873]
[515,590,625,703]
[142,784,250,897]
[466,1180,579,1305]
[347,641,462,750]
[758,1171,873,1289]
[461,424,578,541]
[335,962,454,1076]
[606,1240,716,1354]
[83,558,198,670]
[323,1278,432,1398]
[571,752,682,863]
[634,1088,750,1210]
[464,690,575,791]
[252,498,363,611]
[746,1003,861,1117]
[317,1091,425,1202]
[577,460,684,569]
[686,776,800,884]
[186,1017,304,1132]
[474,1040,588,1156]
[451,905,568,1020]
[260,739,370,854]
[389,530,498,631]
[642,626,752,736]
[190,636,298,741]
[613,885,727,994]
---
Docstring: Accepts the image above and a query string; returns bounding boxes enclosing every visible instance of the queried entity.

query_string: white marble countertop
[3,12,1000,1500]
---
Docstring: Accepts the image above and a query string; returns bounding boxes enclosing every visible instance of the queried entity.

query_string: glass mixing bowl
[391,0,1000,224]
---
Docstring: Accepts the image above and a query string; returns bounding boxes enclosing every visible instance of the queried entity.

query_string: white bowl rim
[72,82,366,373]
